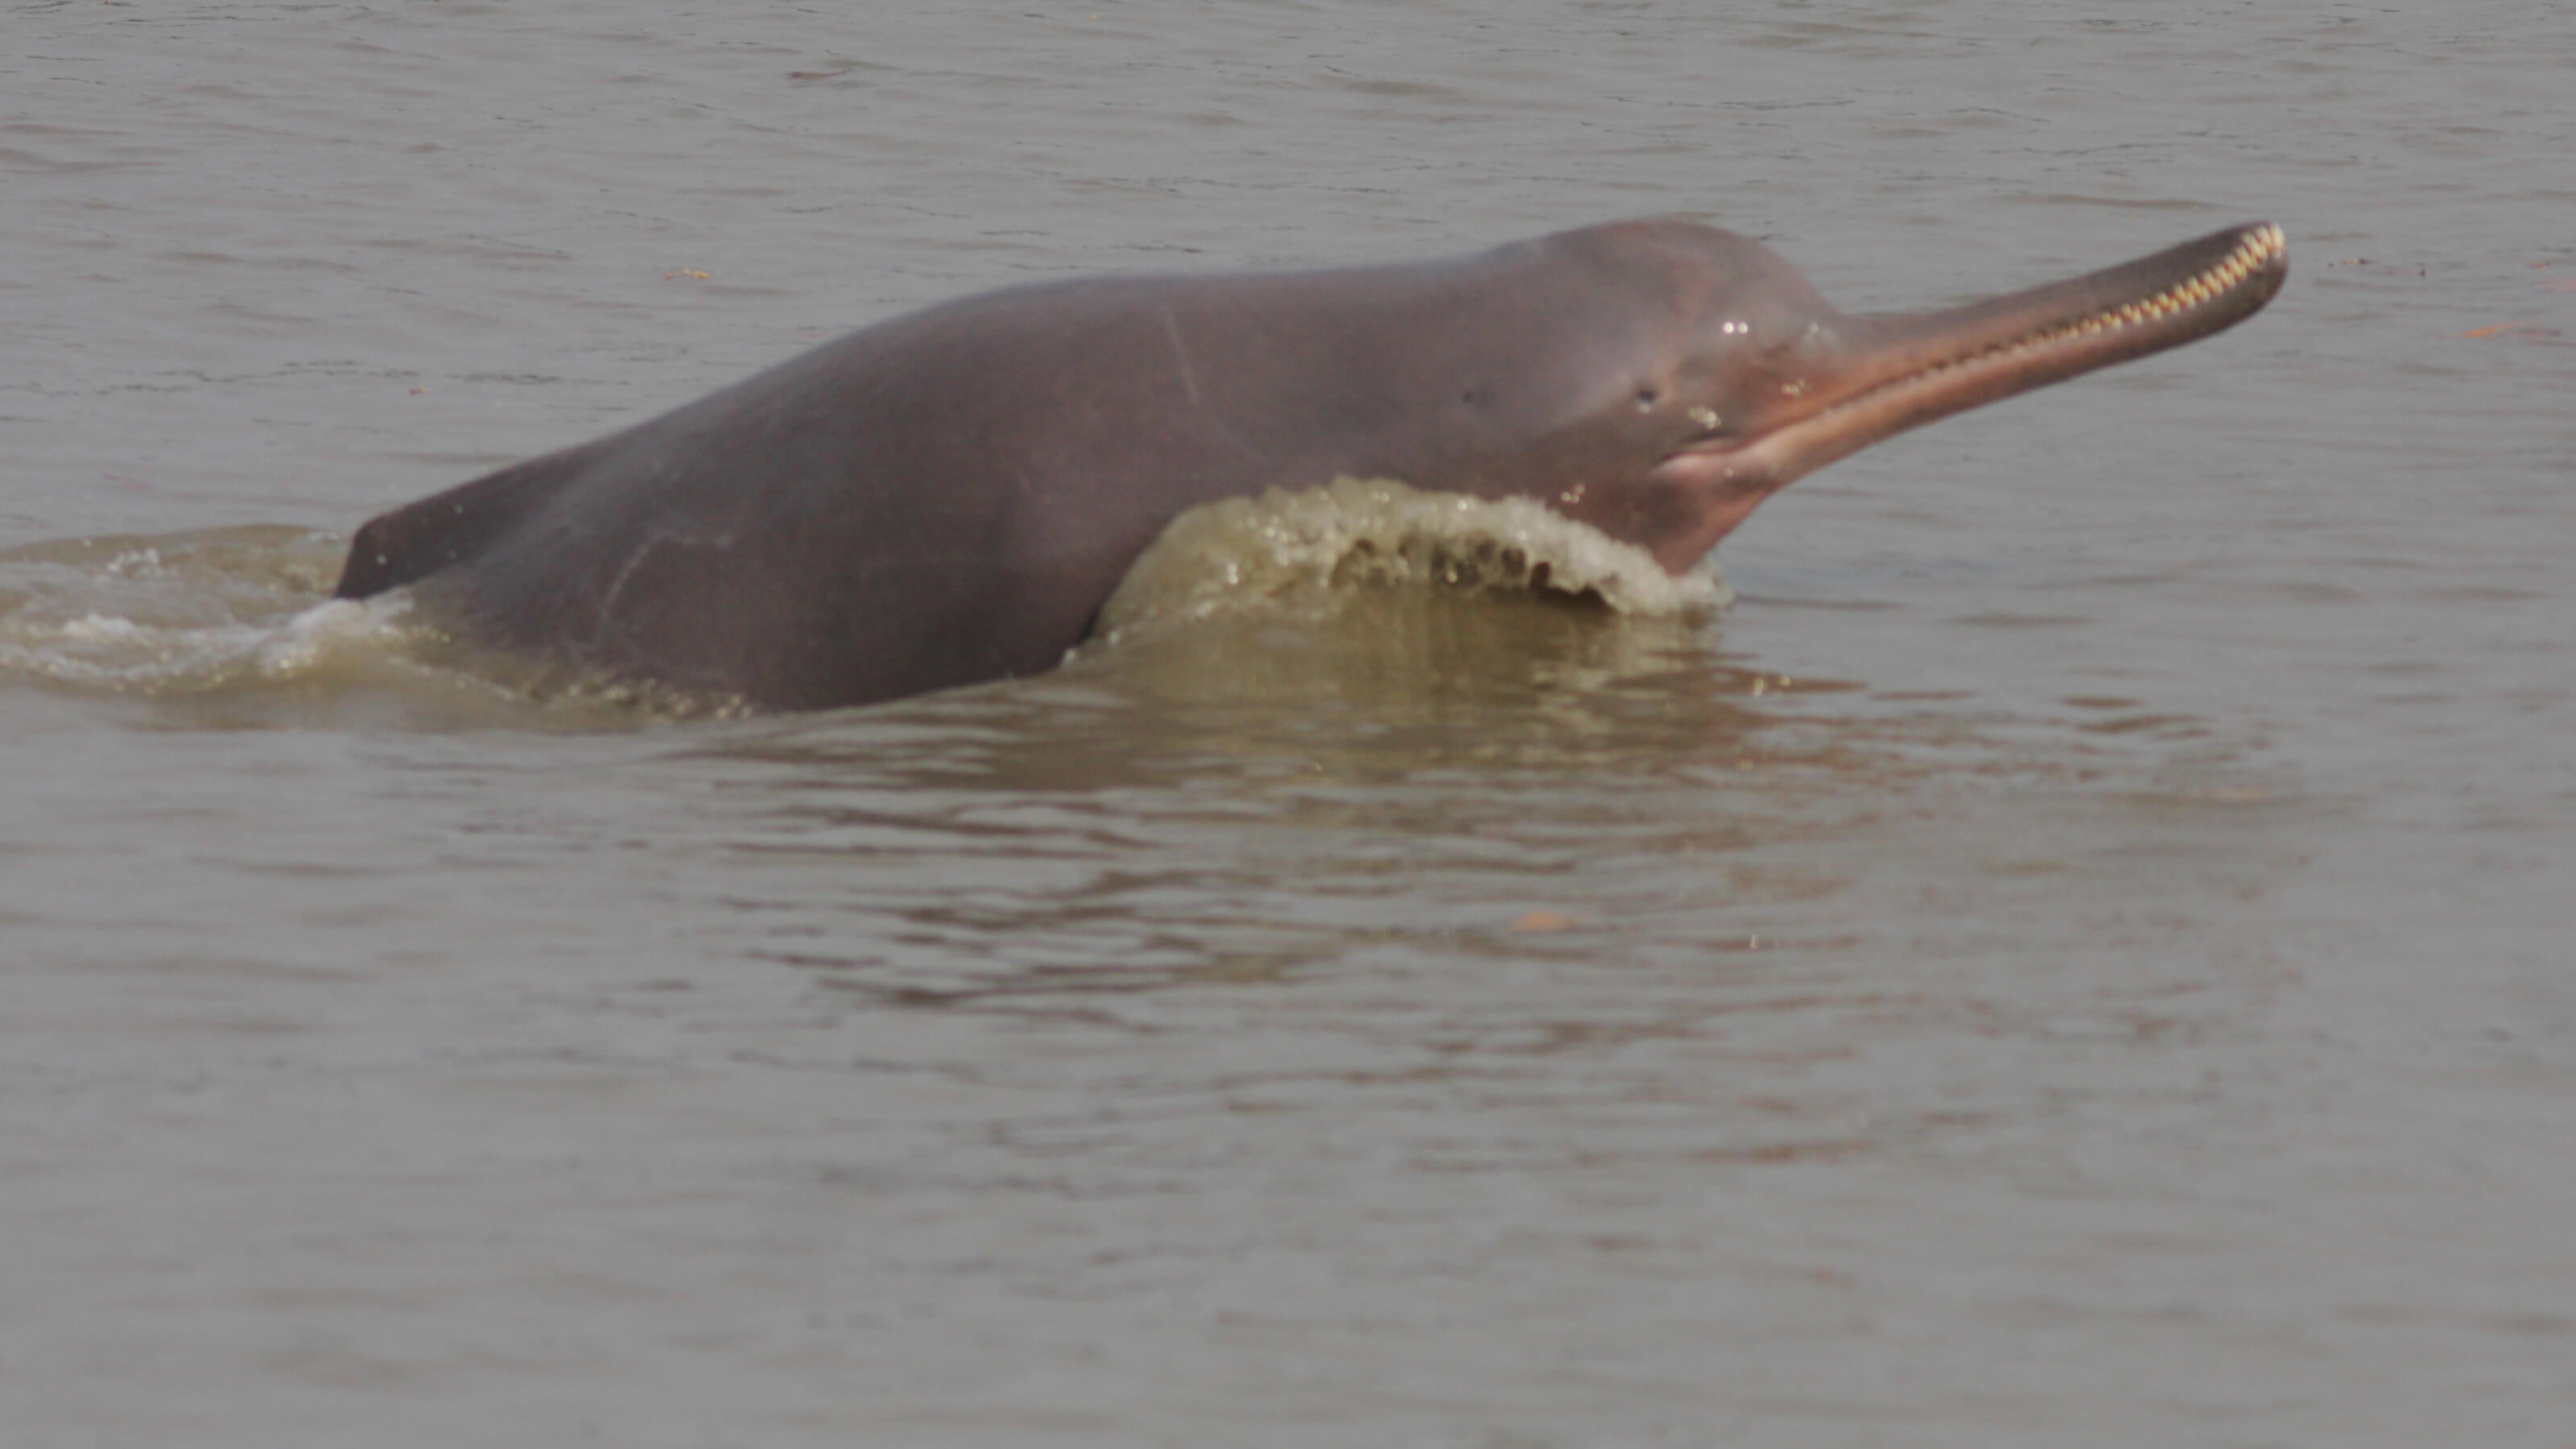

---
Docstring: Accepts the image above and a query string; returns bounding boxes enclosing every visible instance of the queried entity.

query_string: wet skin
[336,219,2288,712]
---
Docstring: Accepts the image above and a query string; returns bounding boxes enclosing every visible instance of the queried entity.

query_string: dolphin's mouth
[1725,222,2289,486]
[1635,221,2285,571]
[1960,223,2284,356]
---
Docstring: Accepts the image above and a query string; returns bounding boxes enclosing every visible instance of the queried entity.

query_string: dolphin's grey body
[336,219,2287,711]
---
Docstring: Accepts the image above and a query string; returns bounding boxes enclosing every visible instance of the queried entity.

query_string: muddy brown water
[5,4,2573,1444]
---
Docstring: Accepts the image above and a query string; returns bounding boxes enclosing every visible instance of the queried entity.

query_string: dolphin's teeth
[1821,224,2284,431]
[2040,224,2285,351]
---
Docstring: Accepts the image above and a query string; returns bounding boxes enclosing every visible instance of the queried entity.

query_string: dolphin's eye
[1633,386,1662,412]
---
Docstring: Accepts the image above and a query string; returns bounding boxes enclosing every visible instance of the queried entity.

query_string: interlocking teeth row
[1803,225,2285,426]
[2053,223,2286,343]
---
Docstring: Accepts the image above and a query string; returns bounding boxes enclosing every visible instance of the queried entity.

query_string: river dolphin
[336,219,2287,710]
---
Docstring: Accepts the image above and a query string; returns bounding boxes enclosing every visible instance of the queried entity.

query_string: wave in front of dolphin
[1096,475,1730,642]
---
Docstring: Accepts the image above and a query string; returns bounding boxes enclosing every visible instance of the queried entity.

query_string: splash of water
[0,526,413,696]
[1098,476,1730,640]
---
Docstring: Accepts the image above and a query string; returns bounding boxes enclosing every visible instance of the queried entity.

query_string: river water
[4,3,2572,1444]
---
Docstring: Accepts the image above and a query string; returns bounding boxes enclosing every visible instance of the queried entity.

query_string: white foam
[252,596,415,679]
[0,527,418,696]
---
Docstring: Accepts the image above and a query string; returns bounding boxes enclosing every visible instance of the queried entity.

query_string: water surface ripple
[4,3,2572,1445]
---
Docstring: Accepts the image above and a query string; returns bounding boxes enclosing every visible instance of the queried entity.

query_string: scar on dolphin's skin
[1158,303,1202,407]
[336,219,2287,712]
